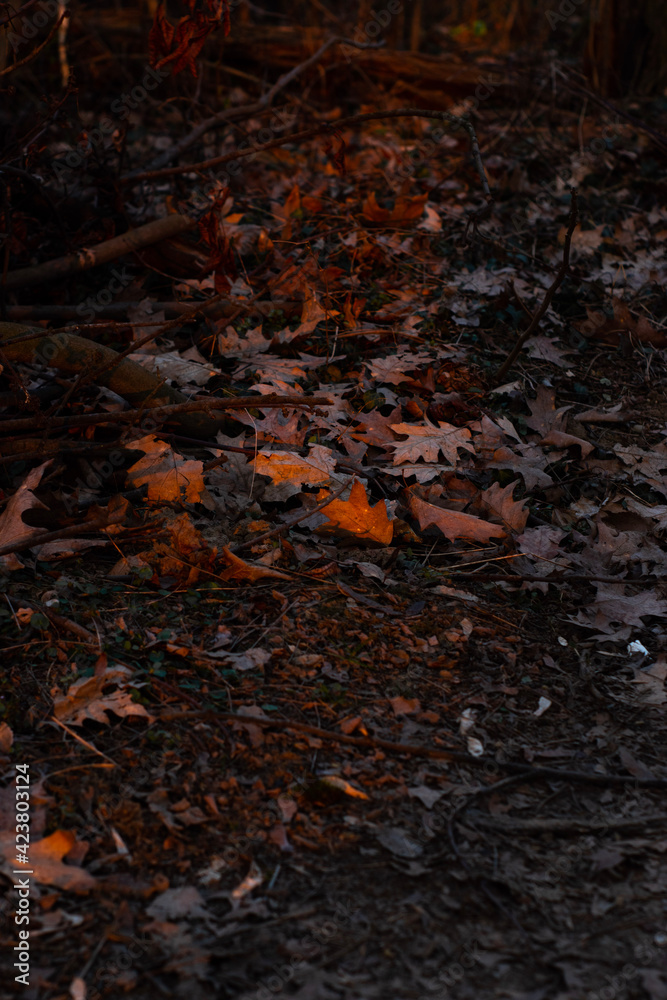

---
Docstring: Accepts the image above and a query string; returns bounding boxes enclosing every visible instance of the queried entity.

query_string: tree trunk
[586,0,667,95]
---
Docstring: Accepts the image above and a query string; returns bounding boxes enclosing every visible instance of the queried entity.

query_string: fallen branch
[0,518,111,559]
[3,214,196,291]
[467,812,667,833]
[156,710,667,788]
[0,393,333,436]
[4,594,97,643]
[4,299,301,323]
[493,189,578,384]
[437,571,663,586]
[122,107,491,203]
[0,320,224,438]
[136,35,386,175]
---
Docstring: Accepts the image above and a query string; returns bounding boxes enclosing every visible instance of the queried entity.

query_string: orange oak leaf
[126,435,207,504]
[361,192,428,224]
[317,481,393,545]
[17,830,97,892]
[254,445,336,501]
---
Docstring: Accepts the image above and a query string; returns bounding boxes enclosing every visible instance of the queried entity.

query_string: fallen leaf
[0,829,97,892]
[53,667,154,727]
[268,823,293,851]
[480,481,529,533]
[408,785,447,809]
[279,284,331,342]
[390,696,421,716]
[524,386,570,436]
[0,461,51,569]
[366,351,434,386]
[361,191,428,224]
[0,722,13,753]
[231,861,263,901]
[220,547,290,582]
[390,417,475,465]
[254,445,336,500]
[69,976,86,1000]
[632,656,667,705]
[408,493,506,542]
[317,480,393,545]
[576,297,667,348]
[618,745,655,780]
[376,826,423,858]
[524,335,573,367]
[319,776,369,799]
[146,886,210,920]
[540,430,595,457]
[126,435,207,504]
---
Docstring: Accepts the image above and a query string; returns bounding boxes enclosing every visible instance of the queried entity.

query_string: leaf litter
[1,8,667,1000]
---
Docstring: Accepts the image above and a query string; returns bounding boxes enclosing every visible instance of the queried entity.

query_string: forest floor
[1,11,667,1000]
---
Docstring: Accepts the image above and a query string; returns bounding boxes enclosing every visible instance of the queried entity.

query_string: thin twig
[230,477,355,553]
[49,717,118,767]
[446,773,536,946]
[493,189,578,384]
[0,518,110,559]
[0,9,69,77]
[156,710,667,788]
[467,812,667,833]
[555,66,667,156]
[4,595,97,642]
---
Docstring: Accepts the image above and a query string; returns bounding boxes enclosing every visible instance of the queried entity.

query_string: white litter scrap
[459,708,476,735]
[231,862,263,902]
[533,696,552,717]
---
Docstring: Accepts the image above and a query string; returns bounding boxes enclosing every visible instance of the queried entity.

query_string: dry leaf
[254,445,336,500]
[480,481,529,533]
[361,191,428,224]
[366,351,433,386]
[0,461,51,569]
[524,386,570,436]
[390,417,475,465]
[408,493,506,542]
[540,430,595,457]
[319,776,369,799]
[220,546,290,582]
[278,284,331,343]
[632,656,667,705]
[0,722,13,753]
[0,829,97,892]
[53,667,154,726]
[576,297,667,348]
[317,480,393,545]
[126,435,207,503]
[390,696,421,716]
